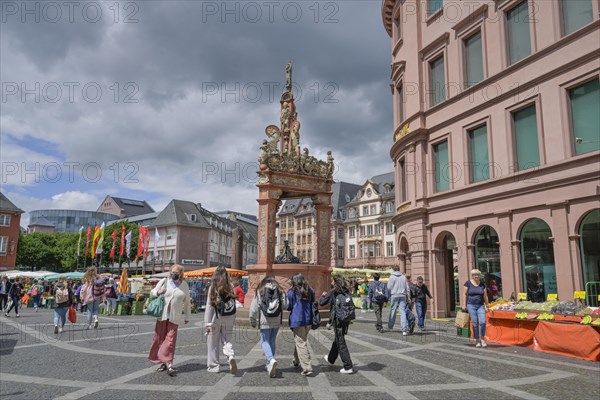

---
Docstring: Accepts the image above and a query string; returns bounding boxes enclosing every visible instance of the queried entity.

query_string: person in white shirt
[148,264,190,376]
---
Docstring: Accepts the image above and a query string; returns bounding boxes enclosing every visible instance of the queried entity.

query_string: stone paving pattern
[1,307,599,400]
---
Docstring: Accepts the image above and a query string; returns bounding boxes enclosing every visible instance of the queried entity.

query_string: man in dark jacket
[368,273,388,332]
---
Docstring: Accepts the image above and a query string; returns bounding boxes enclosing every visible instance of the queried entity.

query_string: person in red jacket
[234,278,245,308]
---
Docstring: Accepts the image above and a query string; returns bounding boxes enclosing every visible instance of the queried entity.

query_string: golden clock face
[265,125,280,137]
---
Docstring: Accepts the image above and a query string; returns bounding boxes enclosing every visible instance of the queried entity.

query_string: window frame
[559,0,594,37]
[0,236,7,256]
[420,33,449,109]
[501,0,536,67]
[463,116,494,183]
[430,135,453,193]
[0,214,10,226]
[561,74,600,157]
[506,95,545,173]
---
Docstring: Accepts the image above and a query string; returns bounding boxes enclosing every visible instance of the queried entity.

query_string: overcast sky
[1,0,394,226]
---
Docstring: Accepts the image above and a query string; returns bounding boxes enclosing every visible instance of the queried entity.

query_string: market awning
[184,267,248,278]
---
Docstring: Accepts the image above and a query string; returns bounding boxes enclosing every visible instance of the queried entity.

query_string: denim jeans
[33,295,41,308]
[106,298,117,315]
[466,303,486,339]
[405,304,415,329]
[387,295,407,332]
[415,301,427,329]
[260,328,279,366]
[87,299,100,323]
[54,306,68,327]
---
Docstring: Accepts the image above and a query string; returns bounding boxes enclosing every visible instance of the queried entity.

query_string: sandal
[167,366,177,376]
[156,364,167,372]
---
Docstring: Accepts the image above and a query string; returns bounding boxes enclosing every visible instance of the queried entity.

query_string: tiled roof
[0,192,24,214]
[110,196,155,217]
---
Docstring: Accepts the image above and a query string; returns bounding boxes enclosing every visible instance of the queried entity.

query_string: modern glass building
[28,210,119,233]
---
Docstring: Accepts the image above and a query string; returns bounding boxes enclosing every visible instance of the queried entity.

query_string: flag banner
[144,227,151,259]
[77,226,84,257]
[119,224,125,257]
[110,229,117,259]
[136,226,145,258]
[153,227,160,257]
[95,222,106,255]
[91,225,101,259]
[84,226,92,256]
[125,230,132,258]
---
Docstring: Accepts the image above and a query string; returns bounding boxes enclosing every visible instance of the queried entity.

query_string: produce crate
[27,298,34,308]
[457,326,470,337]
[46,299,55,309]
[116,302,129,316]
[131,301,144,316]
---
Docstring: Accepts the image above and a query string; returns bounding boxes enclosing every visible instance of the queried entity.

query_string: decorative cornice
[451,4,488,38]
[419,32,450,61]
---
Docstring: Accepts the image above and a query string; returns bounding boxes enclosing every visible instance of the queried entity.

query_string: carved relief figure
[290,120,301,154]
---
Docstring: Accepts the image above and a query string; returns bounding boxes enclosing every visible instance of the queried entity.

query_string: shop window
[474,226,502,299]
[579,209,600,288]
[520,218,556,303]
[513,105,540,171]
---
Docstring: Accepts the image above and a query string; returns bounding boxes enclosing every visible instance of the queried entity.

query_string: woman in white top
[148,264,191,376]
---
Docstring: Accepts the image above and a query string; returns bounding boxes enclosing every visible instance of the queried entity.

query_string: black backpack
[216,294,236,317]
[259,287,282,318]
[334,292,356,324]
[374,282,388,303]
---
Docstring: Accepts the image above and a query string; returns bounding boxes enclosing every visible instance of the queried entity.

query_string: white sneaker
[87,323,92,330]
[58,327,63,334]
[476,342,482,348]
[402,332,407,336]
[323,355,334,366]
[360,310,366,313]
[481,340,487,348]
[340,368,354,374]
[267,359,277,378]
[94,318,99,329]
[228,357,237,375]
[207,366,220,373]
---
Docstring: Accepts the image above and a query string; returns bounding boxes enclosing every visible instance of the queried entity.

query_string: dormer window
[190,214,197,222]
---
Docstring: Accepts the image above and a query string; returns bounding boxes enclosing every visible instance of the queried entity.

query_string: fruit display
[592,319,600,326]
[580,316,593,325]
[514,300,559,312]
[550,301,586,316]
[576,307,593,317]
[537,313,555,321]
[515,312,527,319]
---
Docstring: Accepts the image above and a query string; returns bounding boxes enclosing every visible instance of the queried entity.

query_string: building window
[349,245,356,258]
[562,0,593,36]
[386,223,394,234]
[397,82,405,123]
[370,204,377,215]
[400,159,407,202]
[368,243,375,257]
[433,140,450,192]
[393,13,401,43]
[506,1,531,65]
[360,226,365,236]
[430,55,446,106]
[386,241,394,256]
[348,208,355,219]
[337,228,344,239]
[307,249,312,260]
[0,236,7,256]
[338,246,344,259]
[0,215,10,226]
[374,224,381,235]
[367,225,374,236]
[520,218,556,303]
[468,124,489,183]
[579,209,600,288]
[428,0,443,16]
[513,105,540,171]
[464,31,483,87]
[349,226,356,238]
[375,242,381,257]
[569,79,600,155]
[386,202,394,213]
[362,206,369,216]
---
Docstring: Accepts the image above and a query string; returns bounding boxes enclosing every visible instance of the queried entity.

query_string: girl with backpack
[249,276,288,378]
[31,279,44,312]
[54,278,72,334]
[320,274,355,374]
[286,273,314,376]
[105,278,118,315]
[148,264,190,376]
[81,267,103,329]
[204,266,238,374]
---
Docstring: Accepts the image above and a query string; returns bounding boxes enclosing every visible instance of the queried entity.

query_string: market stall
[484,300,600,361]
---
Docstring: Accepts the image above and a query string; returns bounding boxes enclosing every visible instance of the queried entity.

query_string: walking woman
[0,276,9,311]
[148,264,190,376]
[54,278,72,334]
[464,269,489,348]
[320,274,354,374]
[204,266,238,374]
[287,272,314,376]
[249,276,288,378]
[81,267,102,329]
[31,279,44,312]
[5,277,23,317]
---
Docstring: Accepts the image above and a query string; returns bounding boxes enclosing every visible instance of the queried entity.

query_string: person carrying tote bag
[148,265,190,376]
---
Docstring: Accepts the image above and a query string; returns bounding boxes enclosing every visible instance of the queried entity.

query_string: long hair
[332,274,350,295]
[209,266,237,306]
[83,266,97,283]
[256,276,281,299]
[291,272,310,300]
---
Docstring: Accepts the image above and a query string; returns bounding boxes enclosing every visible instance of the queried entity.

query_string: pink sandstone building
[382,0,599,317]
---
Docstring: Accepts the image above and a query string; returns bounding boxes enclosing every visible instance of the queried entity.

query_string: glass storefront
[520,218,556,302]
[579,209,600,286]
[474,226,502,299]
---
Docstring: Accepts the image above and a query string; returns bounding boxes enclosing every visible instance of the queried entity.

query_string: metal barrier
[585,281,600,307]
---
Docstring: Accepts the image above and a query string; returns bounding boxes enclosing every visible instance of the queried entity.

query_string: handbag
[145,279,167,318]
[455,311,470,328]
[68,306,77,324]
[311,302,321,330]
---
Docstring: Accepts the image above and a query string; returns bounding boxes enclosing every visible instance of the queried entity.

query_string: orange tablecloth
[485,311,600,361]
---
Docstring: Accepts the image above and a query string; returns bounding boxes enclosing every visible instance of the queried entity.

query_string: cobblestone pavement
[1,307,598,400]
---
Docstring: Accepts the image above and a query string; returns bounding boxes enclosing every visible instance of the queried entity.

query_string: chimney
[229,213,237,222]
